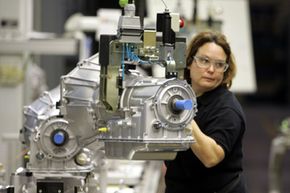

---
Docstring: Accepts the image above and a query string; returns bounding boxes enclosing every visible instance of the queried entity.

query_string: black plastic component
[117,76,123,96]
[99,35,117,67]
[156,12,176,45]
[156,36,186,43]
[166,72,178,79]
[55,101,61,109]
[37,182,64,193]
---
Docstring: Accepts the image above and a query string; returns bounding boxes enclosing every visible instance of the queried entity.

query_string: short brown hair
[184,31,236,88]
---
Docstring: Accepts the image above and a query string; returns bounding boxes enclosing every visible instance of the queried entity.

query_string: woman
[164,31,248,193]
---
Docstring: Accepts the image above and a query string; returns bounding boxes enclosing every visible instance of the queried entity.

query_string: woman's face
[189,42,227,96]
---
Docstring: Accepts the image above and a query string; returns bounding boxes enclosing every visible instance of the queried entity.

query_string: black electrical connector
[156,12,176,45]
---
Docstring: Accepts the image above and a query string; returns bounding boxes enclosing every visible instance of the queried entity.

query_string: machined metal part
[60,54,101,146]
[98,75,196,160]
[10,3,197,193]
[117,3,143,43]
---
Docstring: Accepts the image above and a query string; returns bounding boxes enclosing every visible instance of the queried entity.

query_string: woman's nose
[207,63,215,72]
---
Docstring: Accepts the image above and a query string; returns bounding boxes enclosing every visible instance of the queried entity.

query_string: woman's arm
[189,120,225,168]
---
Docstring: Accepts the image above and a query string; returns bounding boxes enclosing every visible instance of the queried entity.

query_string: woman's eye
[201,58,209,64]
[216,62,225,68]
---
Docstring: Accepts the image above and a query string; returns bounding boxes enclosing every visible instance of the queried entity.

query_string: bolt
[153,121,163,130]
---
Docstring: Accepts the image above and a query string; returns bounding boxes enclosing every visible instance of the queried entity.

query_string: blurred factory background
[0,0,290,193]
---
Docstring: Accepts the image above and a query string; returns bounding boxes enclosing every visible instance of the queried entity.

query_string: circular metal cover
[153,79,197,130]
[38,118,80,161]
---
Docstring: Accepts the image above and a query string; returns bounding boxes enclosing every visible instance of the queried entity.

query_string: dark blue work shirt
[165,86,247,193]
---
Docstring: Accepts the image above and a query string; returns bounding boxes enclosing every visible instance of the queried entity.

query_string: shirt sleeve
[203,107,244,157]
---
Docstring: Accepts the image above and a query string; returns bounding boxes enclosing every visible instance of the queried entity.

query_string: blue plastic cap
[53,132,66,145]
[174,99,193,110]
